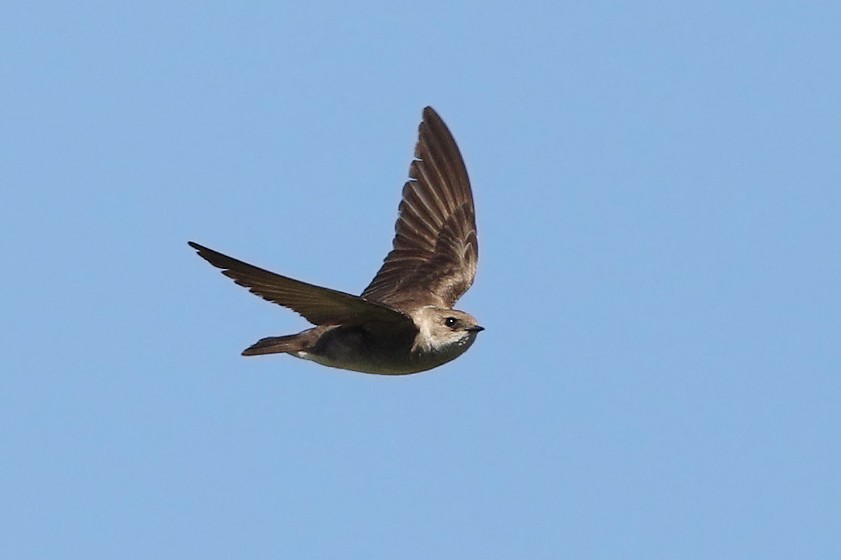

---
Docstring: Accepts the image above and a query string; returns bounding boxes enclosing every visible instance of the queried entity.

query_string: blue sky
[2,1,839,558]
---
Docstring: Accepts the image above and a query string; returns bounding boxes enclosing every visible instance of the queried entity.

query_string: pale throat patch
[413,313,441,351]
[412,309,473,355]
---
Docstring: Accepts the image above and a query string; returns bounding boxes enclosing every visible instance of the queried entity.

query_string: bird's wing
[361,107,478,310]
[189,241,414,328]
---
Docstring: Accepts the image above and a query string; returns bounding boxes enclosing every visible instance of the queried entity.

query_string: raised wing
[188,241,413,328]
[361,107,478,310]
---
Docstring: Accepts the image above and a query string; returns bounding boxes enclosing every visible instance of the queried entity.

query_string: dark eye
[444,317,458,328]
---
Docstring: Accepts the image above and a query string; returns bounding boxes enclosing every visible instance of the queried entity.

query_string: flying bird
[189,107,482,374]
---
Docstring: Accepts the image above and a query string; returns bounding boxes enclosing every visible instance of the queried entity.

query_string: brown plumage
[189,107,482,374]
[362,107,478,311]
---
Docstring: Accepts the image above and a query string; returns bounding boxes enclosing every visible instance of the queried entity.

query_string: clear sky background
[2,2,839,558]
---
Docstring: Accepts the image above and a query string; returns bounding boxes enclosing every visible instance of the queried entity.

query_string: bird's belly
[294,342,469,375]
[293,350,434,375]
[290,323,475,375]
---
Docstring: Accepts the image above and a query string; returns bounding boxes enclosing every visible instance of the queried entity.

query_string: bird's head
[413,307,484,352]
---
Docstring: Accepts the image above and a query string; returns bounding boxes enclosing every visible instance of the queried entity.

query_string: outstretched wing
[189,241,413,328]
[361,107,478,310]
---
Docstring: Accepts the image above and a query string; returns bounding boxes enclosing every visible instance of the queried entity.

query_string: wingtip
[423,106,439,120]
[187,241,221,267]
[188,241,213,256]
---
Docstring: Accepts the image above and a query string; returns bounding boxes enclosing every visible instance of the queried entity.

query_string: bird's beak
[467,325,485,333]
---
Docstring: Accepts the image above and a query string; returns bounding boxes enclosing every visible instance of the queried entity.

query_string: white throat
[412,310,476,358]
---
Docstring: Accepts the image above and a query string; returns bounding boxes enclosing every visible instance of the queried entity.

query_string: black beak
[466,325,485,333]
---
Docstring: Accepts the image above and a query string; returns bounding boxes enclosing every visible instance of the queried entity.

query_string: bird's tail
[242,334,306,356]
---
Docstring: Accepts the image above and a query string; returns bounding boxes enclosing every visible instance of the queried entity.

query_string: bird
[188,107,482,375]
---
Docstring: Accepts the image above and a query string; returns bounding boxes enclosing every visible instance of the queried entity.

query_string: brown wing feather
[188,241,412,328]
[361,107,478,310]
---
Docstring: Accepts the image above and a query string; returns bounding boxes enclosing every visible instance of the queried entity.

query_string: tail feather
[242,334,306,356]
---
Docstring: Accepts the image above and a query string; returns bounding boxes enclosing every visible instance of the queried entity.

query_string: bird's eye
[444,317,458,328]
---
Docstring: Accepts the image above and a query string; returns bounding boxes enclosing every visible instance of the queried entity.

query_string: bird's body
[256,319,476,375]
[189,107,482,375]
